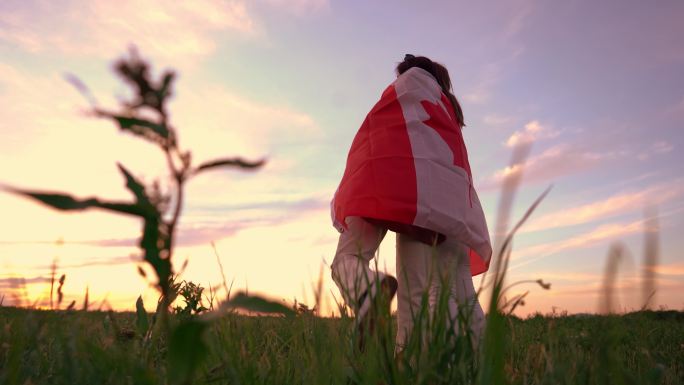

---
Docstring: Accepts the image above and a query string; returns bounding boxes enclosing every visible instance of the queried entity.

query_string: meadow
[1,304,682,384]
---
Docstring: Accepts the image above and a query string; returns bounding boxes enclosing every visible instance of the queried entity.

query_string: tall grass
[642,207,660,310]
[1,297,682,384]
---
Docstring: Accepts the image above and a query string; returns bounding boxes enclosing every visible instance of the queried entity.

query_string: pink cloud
[512,219,644,263]
[462,64,499,104]
[479,143,610,190]
[543,276,683,297]
[514,271,602,282]
[10,196,330,248]
[259,0,330,15]
[505,120,559,147]
[523,180,684,232]
[482,114,515,127]
[0,275,51,289]
[174,84,319,160]
[480,116,676,191]
[651,262,684,277]
[637,141,675,161]
[512,266,684,289]
[0,0,255,64]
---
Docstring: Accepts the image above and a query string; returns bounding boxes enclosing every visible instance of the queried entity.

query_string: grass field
[1,305,682,385]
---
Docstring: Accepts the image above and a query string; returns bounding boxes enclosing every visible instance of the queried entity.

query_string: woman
[330,55,491,350]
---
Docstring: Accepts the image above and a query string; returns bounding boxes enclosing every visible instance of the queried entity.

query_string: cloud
[543,275,684,298]
[460,0,533,106]
[173,84,319,160]
[514,271,602,283]
[30,255,138,271]
[652,141,675,154]
[0,0,255,63]
[512,219,644,263]
[515,261,684,286]
[82,222,250,248]
[501,0,535,41]
[637,141,675,161]
[505,120,559,147]
[506,120,541,147]
[258,0,329,15]
[130,196,328,246]
[0,49,320,187]
[482,114,515,127]
[523,180,684,232]
[675,97,684,117]
[481,117,677,190]
[0,275,51,289]
[477,121,607,190]
[461,64,499,104]
[191,196,328,213]
[23,196,330,248]
[480,143,610,190]
[651,262,684,277]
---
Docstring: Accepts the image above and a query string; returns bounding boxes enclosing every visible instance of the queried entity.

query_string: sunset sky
[1,0,683,316]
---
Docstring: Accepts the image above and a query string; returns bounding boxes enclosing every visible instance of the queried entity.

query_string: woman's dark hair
[396,54,465,127]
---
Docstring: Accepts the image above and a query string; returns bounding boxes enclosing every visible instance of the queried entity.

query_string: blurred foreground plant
[1,52,270,380]
[4,49,264,306]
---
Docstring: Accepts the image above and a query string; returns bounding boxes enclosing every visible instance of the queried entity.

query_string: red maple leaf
[419,95,471,176]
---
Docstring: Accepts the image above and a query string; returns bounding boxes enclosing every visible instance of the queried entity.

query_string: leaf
[6,186,167,285]
[116,163,157,218]
[96,109,169,145]
[168,319,209,385]
[112,166,169,289]
[9,190,98,211]
[193,157,266,175]
[135,296,149,337]
[224,292,295,316]
[117,163,147,201]
[140,216,171,291]
[6,188,149,217]
[158,71,176,103]
[115,115,168,138]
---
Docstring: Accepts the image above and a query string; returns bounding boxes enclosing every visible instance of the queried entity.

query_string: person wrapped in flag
[330,54,492,349]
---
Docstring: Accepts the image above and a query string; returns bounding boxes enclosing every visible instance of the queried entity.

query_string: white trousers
[331,216,485,349]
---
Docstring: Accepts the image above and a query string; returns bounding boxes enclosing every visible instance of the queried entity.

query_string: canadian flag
[331,67,492,276]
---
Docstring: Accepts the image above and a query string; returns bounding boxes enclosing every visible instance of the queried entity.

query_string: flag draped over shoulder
[331,67,492,276]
